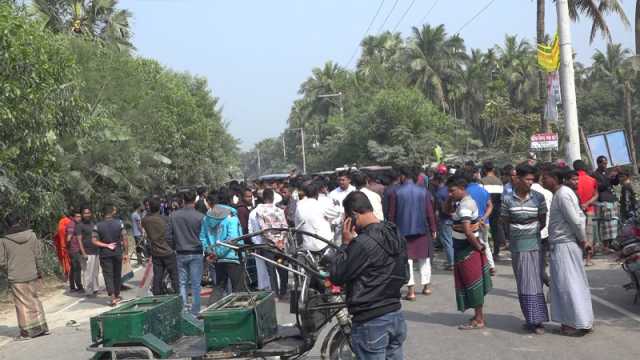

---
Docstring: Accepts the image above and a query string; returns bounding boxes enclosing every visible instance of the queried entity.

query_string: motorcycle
[618,211,640,304]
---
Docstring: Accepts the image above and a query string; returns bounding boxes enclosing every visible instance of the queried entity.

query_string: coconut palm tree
[591,43,638,174]
[33,0,133,50]
[406,24,467,112]
[495,35,538,111]
[536,0,630,133]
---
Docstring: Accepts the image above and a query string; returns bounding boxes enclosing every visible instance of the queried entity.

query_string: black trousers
[69,252,83,290]
[100,255,122,297]
[152,254,179,295]
[264,251,288,296]
[215,262,246,293]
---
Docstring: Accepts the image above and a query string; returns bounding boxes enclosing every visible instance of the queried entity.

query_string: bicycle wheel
[328,327,355,360]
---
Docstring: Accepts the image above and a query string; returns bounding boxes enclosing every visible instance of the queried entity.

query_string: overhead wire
[376,0,400,33]
[419,0,440,26]
[454,0,498,35]
[345,0,386,68]
[392,0,417,32]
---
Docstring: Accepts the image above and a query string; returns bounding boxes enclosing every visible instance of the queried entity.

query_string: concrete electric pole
[556,0,581,164]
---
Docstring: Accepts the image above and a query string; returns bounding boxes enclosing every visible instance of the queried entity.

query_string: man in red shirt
[573,160,598,266]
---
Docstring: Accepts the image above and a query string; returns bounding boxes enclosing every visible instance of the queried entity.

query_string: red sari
[55,216,72,278]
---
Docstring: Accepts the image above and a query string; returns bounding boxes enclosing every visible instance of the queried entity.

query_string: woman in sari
[445,176,492,330]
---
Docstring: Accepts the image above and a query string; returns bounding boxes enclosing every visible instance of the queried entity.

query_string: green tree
[406,24,467,112]
[33,0,133,49]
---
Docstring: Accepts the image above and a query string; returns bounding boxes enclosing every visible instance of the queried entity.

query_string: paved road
[1,253,639,360]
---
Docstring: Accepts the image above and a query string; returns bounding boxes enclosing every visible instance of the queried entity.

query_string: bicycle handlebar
[225,227,339,250]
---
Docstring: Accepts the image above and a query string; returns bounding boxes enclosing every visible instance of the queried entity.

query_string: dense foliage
[243,13,638,177]
[0,2,239,238]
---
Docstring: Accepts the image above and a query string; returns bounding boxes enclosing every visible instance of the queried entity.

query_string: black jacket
[327,221,408,323]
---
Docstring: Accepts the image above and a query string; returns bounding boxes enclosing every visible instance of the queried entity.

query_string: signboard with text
[530,132,559,151]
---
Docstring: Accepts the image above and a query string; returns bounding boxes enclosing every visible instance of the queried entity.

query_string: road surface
[0,253,639,359]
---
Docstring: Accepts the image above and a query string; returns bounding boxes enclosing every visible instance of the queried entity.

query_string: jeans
[351,310,407,360]
[177,254,204,315]
[69,252,83,290]
[438,219,454,266]
[152,253,179,295]
[100,255,122,297]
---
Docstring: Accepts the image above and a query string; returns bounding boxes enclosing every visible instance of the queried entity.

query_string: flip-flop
[422,288,433,296]
[458,320,485,330]
[403,295,417,301]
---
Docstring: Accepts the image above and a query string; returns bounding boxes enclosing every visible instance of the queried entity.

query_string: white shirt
[329,185,356,207]
[531,182,553,239]
[294,197,334,252]
[274,192,283,205]
[248,207,264,244]
[360,187,384,221]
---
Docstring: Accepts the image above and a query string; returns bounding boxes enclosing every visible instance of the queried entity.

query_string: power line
[392,0,417,32]
[345,0,386,68]
[376,0,400,33]
[454,0,497,35]
[419,0,440,25]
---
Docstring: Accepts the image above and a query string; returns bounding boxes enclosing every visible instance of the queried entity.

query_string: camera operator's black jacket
[326,221,408,323]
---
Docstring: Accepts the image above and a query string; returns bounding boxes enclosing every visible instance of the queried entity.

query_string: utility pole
[556,0,581,164]
[285,128,307,174]
[282,136,287,161]
[300,127,307,175]
[256,148,261,176]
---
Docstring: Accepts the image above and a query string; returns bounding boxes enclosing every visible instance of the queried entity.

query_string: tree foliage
[0,3,239,237]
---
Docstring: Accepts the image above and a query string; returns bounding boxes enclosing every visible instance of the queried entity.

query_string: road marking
[52,265,147,315]
[52,298,84,315]
[591,293,640,324]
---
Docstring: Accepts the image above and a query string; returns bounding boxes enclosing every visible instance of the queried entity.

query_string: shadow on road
[403,310,525,334]
[0,325,19,338]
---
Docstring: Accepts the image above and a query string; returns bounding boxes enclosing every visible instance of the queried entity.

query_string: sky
[119,0,636,150]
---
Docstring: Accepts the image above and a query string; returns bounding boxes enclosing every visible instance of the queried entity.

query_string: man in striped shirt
[500,163,548,334]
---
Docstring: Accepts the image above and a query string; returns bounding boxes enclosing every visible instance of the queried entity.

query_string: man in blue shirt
[433,175,454,270]
[464,169,495,274]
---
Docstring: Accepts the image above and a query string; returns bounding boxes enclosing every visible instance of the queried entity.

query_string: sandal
[403,294,417,301]
[422,286,433,296]
[585,261,595,267]
[458,320,485,330]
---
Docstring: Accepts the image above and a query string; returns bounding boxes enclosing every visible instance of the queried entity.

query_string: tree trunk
[636,0,640,55]
[625,82,639,176]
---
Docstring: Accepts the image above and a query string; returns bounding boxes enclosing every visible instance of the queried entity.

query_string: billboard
[586,129,632,169]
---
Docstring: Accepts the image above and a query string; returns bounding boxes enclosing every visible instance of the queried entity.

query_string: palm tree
[591,43,638,174]
[536,0,630,133]
[356,31,405,82]
[33,0,133,50]
[568,0,630,43]
[495,35,538,111]
[406,24,467,112]
[636,0,640,56]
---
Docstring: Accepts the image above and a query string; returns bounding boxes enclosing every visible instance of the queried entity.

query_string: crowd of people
[1,155,635,353]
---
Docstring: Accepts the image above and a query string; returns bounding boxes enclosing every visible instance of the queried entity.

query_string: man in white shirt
[329,171,356,243]
[248,207,271,291]
[329,171,356,207]
[295,181,336,252]
[317,179,343,241]
[352,172,384,221]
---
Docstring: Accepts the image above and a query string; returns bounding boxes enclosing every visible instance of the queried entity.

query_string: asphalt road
[1,252,639,360]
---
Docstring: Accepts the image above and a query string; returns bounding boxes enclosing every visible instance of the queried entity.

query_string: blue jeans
[438,219,454,266]
[177,254,203,315]
[351,310,407,360]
